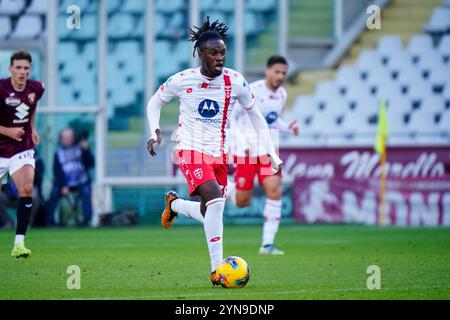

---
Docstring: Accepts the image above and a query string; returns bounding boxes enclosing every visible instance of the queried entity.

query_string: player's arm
[237,78,283,173]
[245,106,283,173]
[146,94,164,156]
[274,117,299,136]
[30,110,40,145]
[146,77,178,157]
[0,125,25,142]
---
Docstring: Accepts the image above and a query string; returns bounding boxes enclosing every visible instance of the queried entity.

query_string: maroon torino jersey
[0,77,45,158]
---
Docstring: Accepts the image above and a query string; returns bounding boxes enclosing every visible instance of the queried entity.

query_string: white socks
[225,179,237,205]
[204,198,225,272]
[262,199,282,247]
[14,234,25,245]
[170,197,225,271]
[171,199,204,223]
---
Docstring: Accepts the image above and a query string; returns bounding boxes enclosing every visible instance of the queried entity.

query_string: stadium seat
[354,96,378,114]
[321,97,350,117]
[345,81,372,106]
[108,13,135,38]
[155,0,186,14]
[336,65,361,93]
[200,0,215,11]
[153,13,166,37]
[417,50,446,73]
[407,110,440,140]
[175,41,192,66]
[396,65,423,90]
[0,0,25,15]
[309,112,341,136]
[69,14,97,39]
[121,0,145,13]
[357,50,383,78]
[407,35,434,62]
[216,0,235,14]
[60,0,90,13]
[59,41,79,68]
[27,0,48,14]
[9,15,43,39]
[59,83,76,106]
[293,95,317,112]
[429,66,450,90]
[247,0,277,13]
[377,35,404,64]
[0,17,12,39]
[420,96,446,113]
[405,81,434,108]
[387,95,413,113]
[386,50,415,76]
[438,35,450,62]
[340,111,373,134]
[443,83,450,107]
[374,81,403,100]
[439,110,450,136]
[423,7,450,34]
[106,0,122,13]
[315,80,341,102]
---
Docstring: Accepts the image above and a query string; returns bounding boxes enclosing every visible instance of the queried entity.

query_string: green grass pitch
[1,225,449,300]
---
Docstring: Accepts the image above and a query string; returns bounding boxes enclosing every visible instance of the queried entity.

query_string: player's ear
[198,48,206,62]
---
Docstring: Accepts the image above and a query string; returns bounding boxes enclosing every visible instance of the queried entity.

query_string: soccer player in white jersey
[146,18,282,285]
[227,56,299,255]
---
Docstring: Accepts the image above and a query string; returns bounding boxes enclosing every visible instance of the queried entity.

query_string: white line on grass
[78,286,450,300]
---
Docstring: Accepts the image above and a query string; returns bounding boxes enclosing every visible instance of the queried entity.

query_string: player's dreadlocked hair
[187,16,228,57]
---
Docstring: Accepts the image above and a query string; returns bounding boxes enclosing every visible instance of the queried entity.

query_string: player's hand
[32,129,40,145]
[147,128,162,157]
[268,153,283,175]
[61,186,70,196]
[289,121,299,136]
[6,127,25,142]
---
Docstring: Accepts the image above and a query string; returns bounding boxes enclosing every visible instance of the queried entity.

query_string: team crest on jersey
[198,99,220,118]
[28,93,36,104]
[5,97,21,107]
[193,168,203,179]
[225,84,232,99]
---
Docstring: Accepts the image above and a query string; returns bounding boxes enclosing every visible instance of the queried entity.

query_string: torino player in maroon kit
[0,50,45,258]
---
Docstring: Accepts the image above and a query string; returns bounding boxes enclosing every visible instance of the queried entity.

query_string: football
[216,256,250,288]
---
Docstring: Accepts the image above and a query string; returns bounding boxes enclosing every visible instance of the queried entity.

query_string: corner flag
[374,99,389,155]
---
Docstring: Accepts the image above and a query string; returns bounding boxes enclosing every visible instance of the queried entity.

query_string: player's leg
[10,164,35,258]
[197,180,225,284]
[228,160,256,208]
[259,174,284,255]
[167,193,204,224]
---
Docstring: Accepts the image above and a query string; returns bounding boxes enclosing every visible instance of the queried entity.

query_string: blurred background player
[0,50,45,258]
[227,56,299,255]
[46,127,95,227]
[146,17,282,285]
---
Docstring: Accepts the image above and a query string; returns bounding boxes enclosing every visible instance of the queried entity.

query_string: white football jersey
[156,67,256,157]
[230,79,288,157]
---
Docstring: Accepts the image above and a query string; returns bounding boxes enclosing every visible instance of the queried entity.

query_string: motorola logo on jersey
[198,99,220,118]
[265,111,278,125]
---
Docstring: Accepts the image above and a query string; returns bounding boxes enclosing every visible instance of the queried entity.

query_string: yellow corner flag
[374,99,389,155]
[375,99,389,227]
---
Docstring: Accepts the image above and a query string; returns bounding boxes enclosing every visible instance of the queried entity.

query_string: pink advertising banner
[279,147,450,226]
